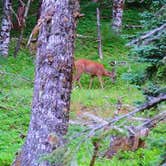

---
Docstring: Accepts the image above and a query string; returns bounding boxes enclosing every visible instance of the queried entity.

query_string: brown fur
[73,59,116,88]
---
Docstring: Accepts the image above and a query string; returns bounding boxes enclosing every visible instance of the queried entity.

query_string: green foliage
[122,71,146,85]
[142,82,166,97]
[126,0,153,8]
[127,3,166,85]
[0,53,33,165]
[146,123,166,165]
[130,33,166,82]
[0,0,165,166]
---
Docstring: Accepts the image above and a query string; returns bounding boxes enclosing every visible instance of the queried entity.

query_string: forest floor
[0,1,166,166]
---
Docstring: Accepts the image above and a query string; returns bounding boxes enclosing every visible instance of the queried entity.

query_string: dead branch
[10,6,21,27]
[14,0,31,57]
[129,117,149,122]
[125,24,143,29]
[90,141,100,166]
[76,34,94,39]
[78,13,85,17]
[154,5,166,17]
[72,94,166,140]
[27,13,54,48]
[105,111,166,158]
[26,18,43,48]
[27,17,93,49]
[19,0,25,7]
[105,127,149,158]
[143,30,165,45]
[139,111,166,130]
[126,23,166,46]
[89,94,166,136]
[69,120,94,128]
[69,120,83,125]
[81,112,108,125]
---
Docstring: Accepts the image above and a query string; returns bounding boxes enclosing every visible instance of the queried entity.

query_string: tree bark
[0,0,12,57]
[12,0,79,166]
[112,0,125,34]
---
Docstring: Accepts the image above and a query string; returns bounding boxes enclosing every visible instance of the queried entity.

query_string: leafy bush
[128,2,166,84]
[130,33,166,82]
[122,70,146,85]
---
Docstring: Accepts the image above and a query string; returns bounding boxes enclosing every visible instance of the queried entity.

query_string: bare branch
[138,111,166,129]
[10,6,21,26]
[105,111,166,158]
[76,34,94,39]
[19,0,25,7]
[81,112,108,125]
[87,94,166,138]
[14,0,31,57]
[130,117,149,122]
[71,94,166,140]
[127,23,166,46]
[125,24,143,29]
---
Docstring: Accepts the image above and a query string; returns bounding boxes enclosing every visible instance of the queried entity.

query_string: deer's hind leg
[97,75,104,89]
[89,75,95,89]
[73,71,83,88]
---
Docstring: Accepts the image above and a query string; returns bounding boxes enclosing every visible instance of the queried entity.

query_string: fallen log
[105,111,166,158]
[89,93,166,136]
[139,111,166,129]
[72,94,166,140]
[126,23,166,46]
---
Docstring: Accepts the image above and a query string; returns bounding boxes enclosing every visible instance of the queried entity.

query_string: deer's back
[75,59,105,76]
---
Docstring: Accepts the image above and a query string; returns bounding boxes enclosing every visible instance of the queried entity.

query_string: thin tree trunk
[0,0,12,57]
[112,0,125,34]
[12,0,79,166]
[96,8,103,59]
[13,0,31,58]
[89,142,100,166]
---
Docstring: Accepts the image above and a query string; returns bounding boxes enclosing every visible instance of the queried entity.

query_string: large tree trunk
[0,0,12,57]
[112,0,125,34]
[12,0,79,166]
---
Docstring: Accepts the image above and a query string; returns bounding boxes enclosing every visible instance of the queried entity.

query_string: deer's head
[106,68,116,83]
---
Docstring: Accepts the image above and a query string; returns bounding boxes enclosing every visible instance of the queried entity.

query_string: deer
[73,59,116,89]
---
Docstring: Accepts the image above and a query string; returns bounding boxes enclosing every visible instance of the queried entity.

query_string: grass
[0,1,166,165]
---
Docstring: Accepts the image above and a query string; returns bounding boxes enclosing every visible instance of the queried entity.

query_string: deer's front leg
[89,76,94,89]
[73,71,83,88]
[97,76,104,89]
